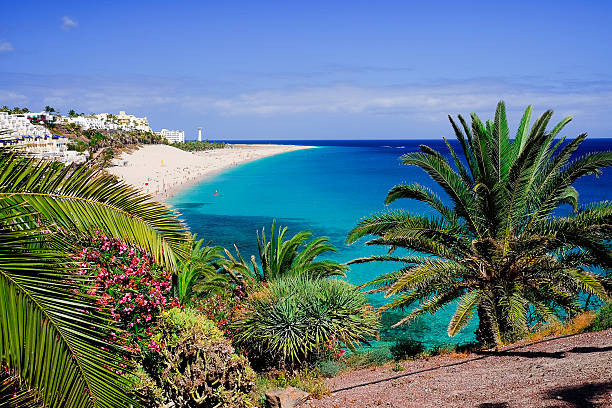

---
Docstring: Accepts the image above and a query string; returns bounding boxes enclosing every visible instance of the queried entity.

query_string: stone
[265,386,310,408]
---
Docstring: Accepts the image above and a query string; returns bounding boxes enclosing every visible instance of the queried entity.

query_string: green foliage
[223,221,348,282]
[141,308,256,408]
[234,277,379,369]
[1,106,31,114]
[255,220,348,280]
[88,131,108,147]
[150,307,224,345]
[175,238,232,304]
[316,360,341,378]
[172,140,226,151]
[0,373,41,407]
[589,303,612,331]
[67,139,88,152]
[0,150,190,407]
[341,347,391,370]
[348,101,612,346]
[390,338,425,361]
[101,147,114,167]
[0,150,189,267]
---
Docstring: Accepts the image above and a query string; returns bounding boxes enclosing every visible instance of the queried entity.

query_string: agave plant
[233,276,378,368]
[0,149,190,407]
[348,102,612,345]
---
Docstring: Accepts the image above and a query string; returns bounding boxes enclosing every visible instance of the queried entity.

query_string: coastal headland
[107,143,314,201]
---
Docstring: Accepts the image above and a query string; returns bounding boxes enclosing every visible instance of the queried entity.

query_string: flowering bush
[193,280,257,337]
[75,233,179,352]
[321,335,345,361]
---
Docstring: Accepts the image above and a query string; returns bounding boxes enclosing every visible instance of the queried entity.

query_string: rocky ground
[301,329,612,408]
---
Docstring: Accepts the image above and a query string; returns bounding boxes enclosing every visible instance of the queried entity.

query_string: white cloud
[2,72,612,137]
[61,16,78,31]
[0,40,13,52]
[0,90,28,105]
[206,81,612,120]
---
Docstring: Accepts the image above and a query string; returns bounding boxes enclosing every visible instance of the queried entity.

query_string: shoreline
[107,144,316,202]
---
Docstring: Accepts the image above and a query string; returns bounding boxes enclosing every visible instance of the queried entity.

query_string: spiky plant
[233,277,378,368]
[0,149,190,407]
[347,102,612,345]
[175,237,231,304]
[255,220,347,281]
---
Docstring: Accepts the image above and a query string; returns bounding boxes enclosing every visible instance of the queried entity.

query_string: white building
[64,111,152,133]
[0,132,86,164]
[0,111,52,138]
[114,111,152,132]
[0,112,87,163]
[64,115,112,131]
[160,129,185,143]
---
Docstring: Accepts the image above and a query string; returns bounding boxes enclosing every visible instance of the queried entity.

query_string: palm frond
[0,219,135,408]
[0,151,190,269]
[390,289,464,328]
[385,183,458,226]
[448,290,481,336]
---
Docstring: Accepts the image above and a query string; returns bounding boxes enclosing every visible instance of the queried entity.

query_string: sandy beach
[107,144,314,200]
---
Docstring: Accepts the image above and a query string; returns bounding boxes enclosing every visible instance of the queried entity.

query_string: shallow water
[169,139,612,348]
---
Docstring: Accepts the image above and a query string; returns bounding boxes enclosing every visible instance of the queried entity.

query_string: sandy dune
[107,144,314,200]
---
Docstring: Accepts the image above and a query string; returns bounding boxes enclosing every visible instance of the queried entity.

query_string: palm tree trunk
[475,304,497,346]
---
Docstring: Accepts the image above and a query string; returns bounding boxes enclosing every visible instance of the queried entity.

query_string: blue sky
[1,1,611,140]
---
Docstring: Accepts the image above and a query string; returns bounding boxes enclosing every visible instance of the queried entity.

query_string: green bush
[589,303,612,331]
[342,347,391,370]
[233,277,379,370]
[316,360,341,378]
[390,338,425,361]
[141,308,256,408]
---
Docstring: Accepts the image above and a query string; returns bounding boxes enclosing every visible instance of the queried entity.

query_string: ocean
[168,139,612,349]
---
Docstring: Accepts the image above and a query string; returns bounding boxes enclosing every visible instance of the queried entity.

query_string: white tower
[197,127,202,142]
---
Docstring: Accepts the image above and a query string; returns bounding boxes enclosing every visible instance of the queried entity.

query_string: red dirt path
[302,329,612,408]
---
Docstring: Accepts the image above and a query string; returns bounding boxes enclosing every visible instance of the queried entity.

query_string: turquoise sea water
[169,139,612,349]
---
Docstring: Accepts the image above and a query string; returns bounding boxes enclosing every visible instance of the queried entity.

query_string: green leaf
[448,290,481,336]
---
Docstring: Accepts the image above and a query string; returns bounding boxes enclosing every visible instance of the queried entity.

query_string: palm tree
[347,101,612,345]
[222,221,347,282]
[175,237,231,304]
[254,220,347,281]
[0,149,190,406]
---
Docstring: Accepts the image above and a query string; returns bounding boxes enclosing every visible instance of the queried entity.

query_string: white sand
[107,144,315,201]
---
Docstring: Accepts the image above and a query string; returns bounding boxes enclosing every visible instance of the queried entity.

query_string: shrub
[390,338,425,361]
[316,360,341,378]
[589,303,612,332]
[75,233,178,352]
[193,282,255,337]
[233,277,379,369]
[427,345,450,357]
[142,308,255,408]
[341,347,391,370]
[528,311,596,341]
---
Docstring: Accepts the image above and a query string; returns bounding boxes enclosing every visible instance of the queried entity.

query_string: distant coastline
[107,143,316,201]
